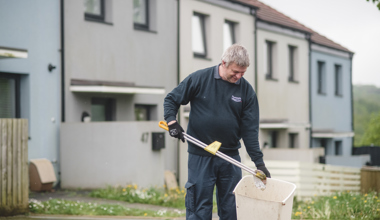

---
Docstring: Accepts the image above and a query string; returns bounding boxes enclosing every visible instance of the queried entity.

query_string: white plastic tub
[233,176,296,220]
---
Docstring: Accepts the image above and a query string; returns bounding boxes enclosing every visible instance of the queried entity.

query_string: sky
[258,0,380,87]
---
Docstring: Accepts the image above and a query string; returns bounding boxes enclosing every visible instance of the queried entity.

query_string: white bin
[233,176,296,220]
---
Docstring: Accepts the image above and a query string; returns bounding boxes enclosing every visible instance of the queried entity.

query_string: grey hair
[221,44,250,67]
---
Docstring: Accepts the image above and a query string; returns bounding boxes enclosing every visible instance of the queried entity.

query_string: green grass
[29,198,185,218]
[29,185,380,219]
[90,184,219,212]
[292,191,380,219]
[90,184,187,209]
[90,186,380,219]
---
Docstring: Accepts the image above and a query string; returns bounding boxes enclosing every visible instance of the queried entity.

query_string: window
[91,97,115,121]
[134,104,157,121]
[223,20,236,52]
[320,138,328,155]
[0,73,20,118]
[335,64,343,96]
[317,61,326,94]
[268,131,277,148]
[265,41,276,80]
[192,12,207,58]
[133,0,149,30]
[288,45,298,82]
[335,140,342,155]
[289,133,298,148]
[84,0,105,21]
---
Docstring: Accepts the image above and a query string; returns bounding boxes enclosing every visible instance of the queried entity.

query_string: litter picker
[158,121,267,188]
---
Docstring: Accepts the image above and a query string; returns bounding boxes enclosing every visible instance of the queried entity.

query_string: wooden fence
[361,166,380,194]
[0,119,29,216]
[243,160,361,200]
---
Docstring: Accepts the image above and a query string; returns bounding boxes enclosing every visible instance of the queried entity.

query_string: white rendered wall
[256,27,310,150]
[178,0,255,186]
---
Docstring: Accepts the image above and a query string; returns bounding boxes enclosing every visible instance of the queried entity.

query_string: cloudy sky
[258,0,380,87]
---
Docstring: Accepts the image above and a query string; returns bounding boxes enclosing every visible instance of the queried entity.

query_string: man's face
[220,61,247,84]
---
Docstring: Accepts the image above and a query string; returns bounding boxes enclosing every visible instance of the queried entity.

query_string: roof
[309,31,353,53]
[233,0,353,53]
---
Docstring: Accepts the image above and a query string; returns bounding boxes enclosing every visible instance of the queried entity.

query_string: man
[164,44,270,220]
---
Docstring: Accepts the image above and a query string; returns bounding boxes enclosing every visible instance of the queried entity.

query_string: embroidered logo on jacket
[231,95,242,102]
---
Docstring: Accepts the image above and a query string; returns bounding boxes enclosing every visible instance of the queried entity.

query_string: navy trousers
[185,153,242,220]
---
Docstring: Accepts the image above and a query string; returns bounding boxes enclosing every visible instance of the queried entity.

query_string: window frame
[133,0,150,30]
[269,130,278,148]
[223,20,236,52]
[91,97,116,122]
[135,104,151,121]
[289,133,298,148]
[0,73,21,118]
[335,64,343,96]
[84,0,105,22]
[192,12,207,58]
[265,40,276,80]
[288,45,298,82]
[317,61,326,95]
[134,104,157,121]
[320,138,328,155]
[334,140,342,155]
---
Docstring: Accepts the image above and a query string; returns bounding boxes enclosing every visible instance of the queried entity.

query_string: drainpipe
[307,34,312,148]
[176,0,180,183]
[57,0,65,189]
[252,9,258,95]
[349,53,354,147]
[60,0,65,123]
[177,0,180,87]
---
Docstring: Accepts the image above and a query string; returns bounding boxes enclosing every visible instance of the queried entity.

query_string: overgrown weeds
[292,191,380,219]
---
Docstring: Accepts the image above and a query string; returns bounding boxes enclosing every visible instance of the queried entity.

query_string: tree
[366,0,380,10]
[360,111,380,146]
[353,85,380,146]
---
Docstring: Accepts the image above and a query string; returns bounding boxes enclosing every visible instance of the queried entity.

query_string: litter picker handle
[158,121,169,131]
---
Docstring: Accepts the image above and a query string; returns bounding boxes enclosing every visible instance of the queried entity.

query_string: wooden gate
[0,119,28,216]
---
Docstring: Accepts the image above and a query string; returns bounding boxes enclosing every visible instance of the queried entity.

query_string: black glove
[168,121,185,143]
[257,164,271,178]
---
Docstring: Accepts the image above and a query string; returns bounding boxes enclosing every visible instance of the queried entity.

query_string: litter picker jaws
[158,121,267,186]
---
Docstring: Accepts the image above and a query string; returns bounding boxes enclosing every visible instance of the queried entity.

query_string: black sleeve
[241,92,264,166]
[164,74,197,122]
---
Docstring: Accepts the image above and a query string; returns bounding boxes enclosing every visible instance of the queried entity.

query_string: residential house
[237,0,313,162]
[60,0,178,188]
[237,0,359,167]
[0,0,359,191]
[309,32,360,166]
[178,0,257,186]
[0,0,61,178]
